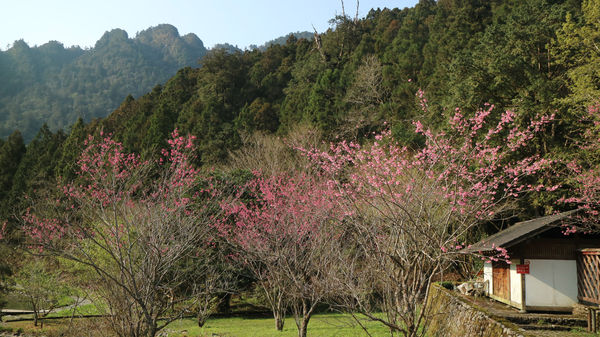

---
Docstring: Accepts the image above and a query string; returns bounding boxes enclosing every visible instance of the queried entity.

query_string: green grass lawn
[3,314,599,337]
[1,313,391,337]
[163,313,391,337]
[48,302,100,317]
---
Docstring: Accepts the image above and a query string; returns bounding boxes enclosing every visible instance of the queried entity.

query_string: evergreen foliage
[1,0,597,228]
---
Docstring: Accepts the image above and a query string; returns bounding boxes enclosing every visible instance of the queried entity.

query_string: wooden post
[588,307,598,332]
[520,258,527,312]
[587,308,591,332]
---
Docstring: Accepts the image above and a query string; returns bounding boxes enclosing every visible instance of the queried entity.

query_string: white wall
[483,262,493,296]
[525,259,577,308]
[509,259,522,305]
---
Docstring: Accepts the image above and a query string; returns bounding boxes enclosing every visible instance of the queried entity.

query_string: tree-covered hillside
[1,0,599,222]
[97,0,592,164]
[0,24,207,141]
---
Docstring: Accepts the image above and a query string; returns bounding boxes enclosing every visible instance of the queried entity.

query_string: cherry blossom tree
[21,130,219,337]
[301,96,555,337]
[216,172,346,337]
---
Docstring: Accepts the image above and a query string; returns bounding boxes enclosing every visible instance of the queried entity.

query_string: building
[467,210,600,312]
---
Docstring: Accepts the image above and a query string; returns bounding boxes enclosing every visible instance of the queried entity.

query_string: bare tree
[217,172,345,337]
[286,225,341,337]
[339,0,360,23]
[345,55,386,107]
[227,125,322,176]
[12,259,67,328]
[341,55,388,138]
[313,1,361,63]
[330,169,473,336]
[22,130,221,337]
[303,102,555,336]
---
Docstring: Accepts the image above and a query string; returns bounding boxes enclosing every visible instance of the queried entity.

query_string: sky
[1,0,418,51]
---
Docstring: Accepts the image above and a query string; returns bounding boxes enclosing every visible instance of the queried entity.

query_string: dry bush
[226,124,323,176]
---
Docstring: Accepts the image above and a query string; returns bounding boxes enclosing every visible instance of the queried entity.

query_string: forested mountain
[0,24,207,141]
[1,0,599,225]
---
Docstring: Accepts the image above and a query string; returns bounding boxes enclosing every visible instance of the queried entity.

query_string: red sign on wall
[516,264,530,274]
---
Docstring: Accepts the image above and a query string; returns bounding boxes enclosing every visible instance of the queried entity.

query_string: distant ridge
[0,24,207,141]
[212,31,313,54]
[256,31,313,51]
[0,25,319,141]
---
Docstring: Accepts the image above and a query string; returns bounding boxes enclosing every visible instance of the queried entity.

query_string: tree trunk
[298,316,310,337]
[274,311,285,331]
[407,323,417,337]
[197,312,207,328]
[217,293,231,314]
[293,299,313,337]
[32,306,38,327]
[147,323,158,337]
[268,290,285,331]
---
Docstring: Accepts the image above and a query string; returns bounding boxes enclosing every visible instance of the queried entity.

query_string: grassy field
[3,314,598,337]
[0,313,391,337]
[163,313,391,337]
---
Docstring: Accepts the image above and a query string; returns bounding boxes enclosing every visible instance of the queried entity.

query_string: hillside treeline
[0,0,598,228]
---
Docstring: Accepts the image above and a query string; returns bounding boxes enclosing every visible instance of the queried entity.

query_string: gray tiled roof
[465,210,578,252]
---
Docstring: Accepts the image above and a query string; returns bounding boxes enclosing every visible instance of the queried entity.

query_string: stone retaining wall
[427,283,528,337]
